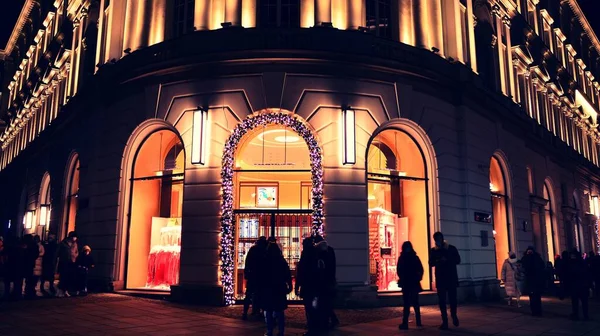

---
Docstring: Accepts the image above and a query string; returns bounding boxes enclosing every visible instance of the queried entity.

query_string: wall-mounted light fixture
[192,108,208,165]
[593,196,600,217]
[342,107,356,165]
[25,210,35,229]
[39,204,51,227]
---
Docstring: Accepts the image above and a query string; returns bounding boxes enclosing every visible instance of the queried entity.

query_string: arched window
[543,182,559,261]
[490,156,512,278]
[258,0,300,28]
[126,129,184,291]
[367,129,431,291]
[366,0,392,38]
[62,155,80,238]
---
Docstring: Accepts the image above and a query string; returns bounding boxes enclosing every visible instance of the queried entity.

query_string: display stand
[146,217,181,290]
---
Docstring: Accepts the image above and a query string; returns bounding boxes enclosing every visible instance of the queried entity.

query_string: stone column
[149,0,166,45]
[225,0,242,26]
[315,0,332,26]
[123,0,150,52]
[194,0,211,30]
[413,0,444,54]
[301,0,315,27]
[346,0,364,30]
[398,0,414,46]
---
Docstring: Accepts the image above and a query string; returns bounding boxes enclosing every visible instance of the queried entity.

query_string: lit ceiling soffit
[0,0,35,60]
[513,45,534,65]
[575,89,598,126]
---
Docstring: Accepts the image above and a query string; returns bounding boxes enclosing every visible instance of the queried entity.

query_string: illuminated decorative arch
[220,110,324,305]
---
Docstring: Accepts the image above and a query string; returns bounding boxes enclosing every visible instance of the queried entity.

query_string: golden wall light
[39,204,50,226]
[25,210,34,229]
[192,108,208,165]
[342,108,356,165]
[593,195,599,217]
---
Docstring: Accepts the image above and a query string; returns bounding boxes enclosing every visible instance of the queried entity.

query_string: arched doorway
[62,154,80,239]
[125,129,184,291]
[366,129,431,291]
[220,111,324,305]
[543,182,559,262]
[37,173,52,238]
[490,156,512,278]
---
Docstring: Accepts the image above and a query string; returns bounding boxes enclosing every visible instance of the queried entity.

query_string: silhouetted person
[556,251,569,300]
[242,236,267,320]
[545,261,555,295]
[76,245,94,295]
[429,232,461,330]
[397,241,424,330]
[41,234,58,296]
[23,234,39,299]
[502,252,522,307]
[565,249,591,320]
[592,252,600,300]
[313,235,339,330]
[57,231,78,297]
[257,241,292,336]
[521,246,545,316]
[3,236,27,300]
[296,236,317,333]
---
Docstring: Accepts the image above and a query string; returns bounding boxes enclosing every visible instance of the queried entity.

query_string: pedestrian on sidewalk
[23,234,39,299]
[521,246,545,316]
[257,240,292,336]
[313,235,339,330]
[41,234,58,296]
[592,252,600,300]
[565,248,591,320]
[429,231,461,330]
[76,245,94,295]
[501,252,522,307]
[242,236,267,320]
[556,251,569,300]
[296,236,317,333]
[57,231,78,297]
[3,236,27,300]
[544,261,555,295]
[397,241,423,330]
[30,235,44,297]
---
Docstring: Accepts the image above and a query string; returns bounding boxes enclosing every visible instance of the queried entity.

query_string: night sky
[0,0,25,51]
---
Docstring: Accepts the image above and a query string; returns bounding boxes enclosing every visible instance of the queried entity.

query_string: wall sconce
[191,108,208,165]
[593,196,599,216]
[25,210,35,229]
[522,220,528,232]
[39,204,51,227]
[342,108,356,165]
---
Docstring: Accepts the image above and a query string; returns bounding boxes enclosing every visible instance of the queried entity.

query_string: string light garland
[219,112,324,305]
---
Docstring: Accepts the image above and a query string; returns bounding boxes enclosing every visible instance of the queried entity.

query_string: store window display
[233,125,313,299]
[543,183,558,262]
[489,156,511,278]
[126,130,184,290]
[367,129,430,292]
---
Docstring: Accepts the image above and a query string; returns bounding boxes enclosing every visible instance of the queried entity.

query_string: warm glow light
[192,109,208,165]
[342,108,356,165]
[593,196,599,216]
[490,183,496,192]
[39,205,49,226]
[25,210,34,229]
[274,135,299,143]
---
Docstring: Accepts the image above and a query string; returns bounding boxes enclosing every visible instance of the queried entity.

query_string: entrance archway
[543,181,559,262]
[366,127,433,292]
[125,128,184,291]
[490,155,512,278]
[220,111,324,305]
[61,153,80,239]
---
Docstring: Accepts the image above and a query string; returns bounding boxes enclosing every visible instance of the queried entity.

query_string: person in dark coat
[397,241,424,330]
[257,241,292,336]
[57,231,79,297]
[23,234,39,299]
[565,249,592,320]
[313,235,339,330]
[3,236,27,300]
[556,251,569,300]
[592,252,600,300]
[242,236,267,320]
[544,261,555,295]
[76,245,95,295]
[41,234,58,296]
[295,236,317,333]
[521,246,546,316]
[429,232,461,330]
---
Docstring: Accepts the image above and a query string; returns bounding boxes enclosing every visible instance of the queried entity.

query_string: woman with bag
[397,241,424,330]
[501,252,522,307]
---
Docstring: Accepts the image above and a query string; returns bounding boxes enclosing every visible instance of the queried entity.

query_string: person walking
[242,236,267,320]
[76,245,94,295]
[30,235,45,297]
[565,249,592,320]
[23,234,39,299]
[521,246,545,316]
[257,241,292,336]
[501,252,522,307]
[592,252,600,300]
[3,236,27,300]
[313,235,339,330]
[556,251,569,300]
[429,232,461,330]
[397,241,424,330]
[296,236,317,334]
[57,231,79,297]
[41,234,58,296]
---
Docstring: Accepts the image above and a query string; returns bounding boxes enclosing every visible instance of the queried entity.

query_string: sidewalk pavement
[0,294,599,335]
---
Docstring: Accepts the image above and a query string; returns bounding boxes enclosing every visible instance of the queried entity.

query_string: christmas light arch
[220,111,324,305]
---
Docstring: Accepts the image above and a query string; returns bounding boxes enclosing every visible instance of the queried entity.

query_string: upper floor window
[366,0,392,38]
[258,0,300,28]
[174,0,195,37]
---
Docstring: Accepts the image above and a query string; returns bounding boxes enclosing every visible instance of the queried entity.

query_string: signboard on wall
[474,212,492,223]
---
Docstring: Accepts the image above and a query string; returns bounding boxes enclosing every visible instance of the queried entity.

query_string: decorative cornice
[0,0,36,60]
[568,0,600,56]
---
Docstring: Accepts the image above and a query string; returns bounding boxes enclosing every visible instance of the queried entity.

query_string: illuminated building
[1,0,600,305]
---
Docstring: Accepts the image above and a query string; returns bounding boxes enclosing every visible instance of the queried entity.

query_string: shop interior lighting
[39,204,50,226]
[192,108,208,165]
[342,108,356,165]
[25,210,34,229]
